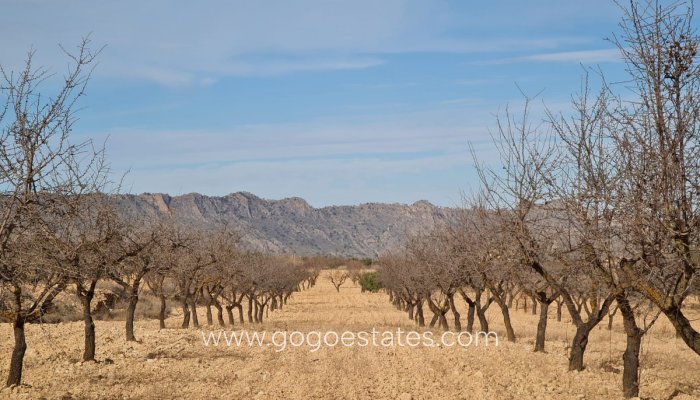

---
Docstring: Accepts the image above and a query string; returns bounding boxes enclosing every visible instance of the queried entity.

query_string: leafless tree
[607,0,700,359]
[108,220,162,341]
[0,38,103,386]
[327,269,350,293]
[56,194,123,361]
[474,97,616,371]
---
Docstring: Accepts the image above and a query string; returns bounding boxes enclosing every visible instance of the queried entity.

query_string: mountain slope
[114,192,461,257]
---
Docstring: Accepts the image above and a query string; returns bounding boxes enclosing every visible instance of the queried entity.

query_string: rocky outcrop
[114,192,461,257]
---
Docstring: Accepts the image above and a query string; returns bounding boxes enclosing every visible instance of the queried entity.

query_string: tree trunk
[466,302,475,332]
[81,292,96,361]
[77,280,98,362]
[214,301,225,327]
[205,302,213,326]
[500,304,516,342]
[448,294,462,331]
[125,283,140,342]
[188,298,199,328]
[569,324,594,371]
[476,305,489,332]
[427,298,447,329]
[247,297,254,323]
[490,289,515,342]
[564,293,613,371]
[6,317,27,387]
[253,300,260,323]
[158,294,167,330]
[237,303,245,323]
[257,302,265,323]
[180,297,190,329]
[618,295,642,398]
[438,312,449,330]
[429,313,438,328]
[663,306,700,356]
[415,300,425,327]
[226,306,235,326]
[556,301,563,322]
[407,303,414,321]
[535,301,549,352]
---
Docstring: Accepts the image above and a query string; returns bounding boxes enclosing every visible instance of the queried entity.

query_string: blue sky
[1,0,633,207]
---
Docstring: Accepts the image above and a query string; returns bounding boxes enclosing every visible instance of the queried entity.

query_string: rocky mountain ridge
[114,192,461,257]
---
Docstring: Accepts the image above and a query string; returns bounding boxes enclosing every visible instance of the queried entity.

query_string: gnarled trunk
[247,296,254,323]
[489,287,516,342]
[125,282,140,341]
[534,301,549,352]
[556,300,563,322]
[180,297,190,328]
[77,280,98,361]
[205,303,213,326]
[81,292,96,361]
[214,301,225,327]
[415,300,425,327]
[476,304,489,332]
[237,303,244,323]
[617,295,642,398]
[448,293,462,331]
[466,302,475,332]
[6,317,27,387]
[158,294,167,330]
[188,297,199,328]
[569,323,594,371]
[226,305,235,326]
[663,305,700,356]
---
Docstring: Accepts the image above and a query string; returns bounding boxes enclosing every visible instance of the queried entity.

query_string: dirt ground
[1,271,699,400]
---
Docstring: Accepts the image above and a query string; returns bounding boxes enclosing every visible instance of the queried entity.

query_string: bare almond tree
[0,39,103,386]
[608,0,700,357]
[475,98,616,371]
[327,269,350,293]
[109,222,160,341]
[55,194,123,361]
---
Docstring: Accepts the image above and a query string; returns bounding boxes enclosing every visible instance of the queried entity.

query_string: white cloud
[440,98,483,106]
[521,48,622,63]
[81,105,497,205]
[0,1,608,86]
[477,48,623,65]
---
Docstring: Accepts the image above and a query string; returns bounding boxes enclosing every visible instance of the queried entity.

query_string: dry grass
[0,271,698,399]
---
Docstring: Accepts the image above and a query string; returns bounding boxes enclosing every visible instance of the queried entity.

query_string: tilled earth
[1,272,699,399]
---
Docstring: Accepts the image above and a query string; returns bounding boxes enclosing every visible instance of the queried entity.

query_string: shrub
[358,271,383,293]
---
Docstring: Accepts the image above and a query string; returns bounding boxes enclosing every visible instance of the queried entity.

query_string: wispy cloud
[520,48,622,63]
[105,56,385,86]
[440,98,483,106]
[84,106,495,205]
[476,48,622,65]
[1,1,610,87]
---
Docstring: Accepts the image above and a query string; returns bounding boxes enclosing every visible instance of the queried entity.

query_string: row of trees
[0,39,320,388]
[381,1,700,398]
